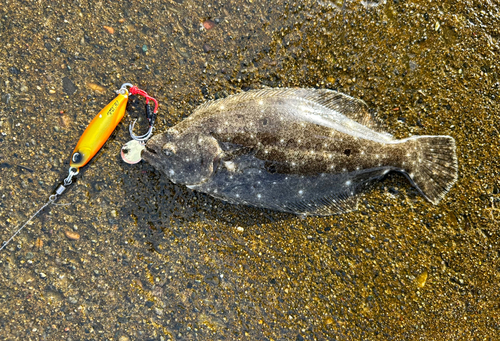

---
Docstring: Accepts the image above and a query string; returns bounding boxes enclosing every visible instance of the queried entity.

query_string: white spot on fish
[224,161,236,171]
[345,180,351,186]
[169,169,175,176]
[299,190,303,195]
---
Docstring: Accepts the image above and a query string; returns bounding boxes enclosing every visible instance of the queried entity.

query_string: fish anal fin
[281,192,359,216]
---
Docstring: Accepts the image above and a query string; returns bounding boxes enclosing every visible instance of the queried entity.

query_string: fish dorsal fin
[292,88,380,130]
[191,88,381,130]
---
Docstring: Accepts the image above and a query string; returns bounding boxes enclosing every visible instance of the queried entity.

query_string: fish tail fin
[403,136,458,204]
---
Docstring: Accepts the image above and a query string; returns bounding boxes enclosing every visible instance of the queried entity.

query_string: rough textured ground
[0,0,499,340]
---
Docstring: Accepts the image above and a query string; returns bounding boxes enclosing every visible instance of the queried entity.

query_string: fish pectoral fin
[280,191,359,216]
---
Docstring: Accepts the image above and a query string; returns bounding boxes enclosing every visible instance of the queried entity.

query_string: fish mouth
[144,144,158,155]
[141,140,163,165]
[142,144,157,156]
[142,133,166,160]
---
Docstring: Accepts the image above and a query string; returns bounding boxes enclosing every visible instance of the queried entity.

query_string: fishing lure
[0,83,158,251]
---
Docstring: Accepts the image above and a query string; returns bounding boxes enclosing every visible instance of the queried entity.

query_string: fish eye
[162,143,176,157]
[72,152,83,163]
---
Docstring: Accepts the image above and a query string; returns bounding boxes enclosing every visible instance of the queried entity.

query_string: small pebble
[9,66,20,75]
[203,44,213,53]
[86,82,106,93]
[39,272,47,279]
[103,25,115,34]
[416,271,428,288]
[203,19,216,30]
[62,77,77,95]
[65,230,80,240]
[1,93,11,105]
[60,114,71,128]
[68,297,78,304]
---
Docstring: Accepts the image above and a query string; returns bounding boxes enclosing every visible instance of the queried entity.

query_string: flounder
[142,88,457,215]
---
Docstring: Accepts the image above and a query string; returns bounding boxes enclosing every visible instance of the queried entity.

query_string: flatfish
[142,88,458,215]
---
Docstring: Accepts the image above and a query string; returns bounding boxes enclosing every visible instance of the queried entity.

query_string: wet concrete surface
[0,0,499,339]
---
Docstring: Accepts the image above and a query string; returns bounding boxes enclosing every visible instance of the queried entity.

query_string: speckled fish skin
[142,88,458,215]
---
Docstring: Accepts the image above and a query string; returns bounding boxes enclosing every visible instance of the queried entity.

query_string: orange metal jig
[70,86,129,169]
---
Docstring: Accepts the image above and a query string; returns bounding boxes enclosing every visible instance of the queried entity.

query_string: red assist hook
[127,84,158,142]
